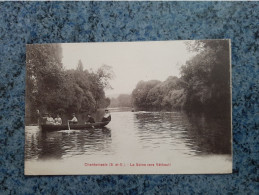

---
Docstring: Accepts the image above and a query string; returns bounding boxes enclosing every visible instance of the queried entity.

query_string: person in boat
[46,114,55,125]
[54,114,62,125]
[102,109,111,122]
[36,109,41,125]
[41,113,48,125]
[68,113,78,124]
[86,114,95,124]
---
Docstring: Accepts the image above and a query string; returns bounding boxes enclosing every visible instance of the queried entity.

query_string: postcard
[25,40,232,175]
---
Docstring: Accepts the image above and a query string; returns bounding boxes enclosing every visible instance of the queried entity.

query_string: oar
[68,121,71,130]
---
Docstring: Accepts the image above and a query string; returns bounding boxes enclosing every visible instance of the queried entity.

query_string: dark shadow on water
[101,127,112,135]
[134,111,231,155]
[184,112,231,155]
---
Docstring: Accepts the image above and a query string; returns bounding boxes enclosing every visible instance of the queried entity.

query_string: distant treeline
[132,40,231,116]
[109,94,132,108]
[26,44,112,124]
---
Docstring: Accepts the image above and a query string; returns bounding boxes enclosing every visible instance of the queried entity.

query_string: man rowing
[68,113,78,124]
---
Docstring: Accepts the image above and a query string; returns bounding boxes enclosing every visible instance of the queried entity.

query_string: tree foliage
[181,40,230,114]
[25,44,112,124]
[132,80,161,110]
[131,40,230,115]
[132,77,184,110]
[109,94,132,108]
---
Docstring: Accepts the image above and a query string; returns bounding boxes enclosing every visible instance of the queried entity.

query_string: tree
[132,80,161,110]
[97,64,115,89]
[77,60,84,72]
[107,94,132,108]
[130,40,230,114]
[181,40,231,114]
[25,44,63,123]
[25,45,114,124]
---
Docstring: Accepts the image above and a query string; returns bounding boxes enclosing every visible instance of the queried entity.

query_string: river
[25,108,232,175]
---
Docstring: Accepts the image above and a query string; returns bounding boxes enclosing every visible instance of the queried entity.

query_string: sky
[61,41,197,97]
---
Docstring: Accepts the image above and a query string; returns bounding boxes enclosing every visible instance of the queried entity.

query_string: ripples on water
[134,111,231,156]
[25,126,112,160]
[25,109,231,161]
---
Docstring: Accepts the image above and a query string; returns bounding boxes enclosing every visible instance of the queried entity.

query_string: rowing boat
[41,121,110,131]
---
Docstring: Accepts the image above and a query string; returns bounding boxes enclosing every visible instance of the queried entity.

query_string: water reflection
[25,126,112,160]
[134,111,231,155]
[25,109,231,161]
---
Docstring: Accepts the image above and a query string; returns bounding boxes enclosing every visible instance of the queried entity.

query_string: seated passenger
[102,109,111,122]
[46,114,55,125]
[86,114,95,124]
[69,113,78,124]
[54,114,62,125]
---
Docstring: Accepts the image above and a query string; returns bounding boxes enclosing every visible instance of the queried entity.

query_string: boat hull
[41,121,110,131]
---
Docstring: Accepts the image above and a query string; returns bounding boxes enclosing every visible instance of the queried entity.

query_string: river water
[25,108,232,175]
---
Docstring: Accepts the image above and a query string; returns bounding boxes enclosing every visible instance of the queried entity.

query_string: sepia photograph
[25,40,232,175]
